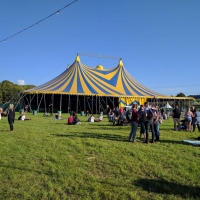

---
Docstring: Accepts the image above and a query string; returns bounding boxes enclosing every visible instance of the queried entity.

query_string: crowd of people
[0,103,200,140]
[172,105,200,132]
[105,102,200,144]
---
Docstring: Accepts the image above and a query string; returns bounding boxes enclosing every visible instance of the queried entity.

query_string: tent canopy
[164,102,172,108]
[24,55,164,97]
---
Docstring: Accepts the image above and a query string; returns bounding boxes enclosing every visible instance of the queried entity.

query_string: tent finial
[118,58,123,67]
[75,53,80,62]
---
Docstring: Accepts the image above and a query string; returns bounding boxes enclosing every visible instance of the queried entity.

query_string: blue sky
[1,0,200,96]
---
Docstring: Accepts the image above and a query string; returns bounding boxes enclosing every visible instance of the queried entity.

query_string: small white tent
[164,102,172,109]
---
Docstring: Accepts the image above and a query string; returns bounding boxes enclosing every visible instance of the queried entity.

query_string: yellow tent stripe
[115,67,126,94]
[82,68,119,95]
[69,67,77,93]
[88,67,119,80]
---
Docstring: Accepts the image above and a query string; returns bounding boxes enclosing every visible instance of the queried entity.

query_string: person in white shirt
[88,114,95,122]
[94,114,103,122]
[21,114,26,121]
[90,115,95,122]
[20,113,31,121]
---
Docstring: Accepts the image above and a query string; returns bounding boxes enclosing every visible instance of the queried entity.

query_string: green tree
[0,80,35,104]
[176,92,185,97]
[1,80,19,103]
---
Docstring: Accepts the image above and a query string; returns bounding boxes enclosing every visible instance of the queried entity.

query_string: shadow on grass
[52,133,194,145]
[134,178,200,198]
[52,132,128,142]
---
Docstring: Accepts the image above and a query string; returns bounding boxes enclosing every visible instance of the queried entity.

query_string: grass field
[0,113,199,200]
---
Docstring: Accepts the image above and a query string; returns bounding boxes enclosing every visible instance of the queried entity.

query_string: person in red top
[119,107,124,115]
[68,115,74,125]
[128,104,139,142]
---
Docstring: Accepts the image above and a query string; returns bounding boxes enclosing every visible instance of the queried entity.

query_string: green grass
[0,113,199,200]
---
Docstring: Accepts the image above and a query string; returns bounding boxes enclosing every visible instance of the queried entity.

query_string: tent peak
[118,58,123,67]
[75,54,80,62]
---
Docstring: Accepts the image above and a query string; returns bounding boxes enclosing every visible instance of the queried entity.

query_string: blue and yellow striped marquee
[24,55,163,96]
[24,55,193,107]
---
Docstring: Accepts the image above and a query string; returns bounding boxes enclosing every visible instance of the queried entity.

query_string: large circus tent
[21,54,194,114]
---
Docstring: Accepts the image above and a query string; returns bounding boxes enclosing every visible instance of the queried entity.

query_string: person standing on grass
[152,105,160,142]
[193,110,200,132]
[138,105,146,139]
[143,101,150,136]
[128,104,139,142]
[106,105,111,117]
[185,108,193,132]
[7,104,15,132]
[172,105,181,131]
[191,105,196,131]
[144,102,155,144]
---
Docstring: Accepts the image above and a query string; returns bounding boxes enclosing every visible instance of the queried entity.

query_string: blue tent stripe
[128,100,140,106]
[118,100,126,105]
[62,76,74,92]
[122,79,132,96]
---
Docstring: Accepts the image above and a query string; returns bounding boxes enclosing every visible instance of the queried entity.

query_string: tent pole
[60,94,62,112]
[29,94,32,112]
[106,96,107,106]
[37,94,43,112]
[51,94,54,116]
[68,95,70,114]
[76,95,78,113]
[99,96,100,113]
[96,96,97,114]
[44,94,46,113]
[113,97,114,108]
[92,96,93,114]
[84,96,86,114]
[37,94,38,111]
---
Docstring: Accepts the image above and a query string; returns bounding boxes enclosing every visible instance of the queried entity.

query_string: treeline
[0,80,35,104]
[189,95,200,99]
